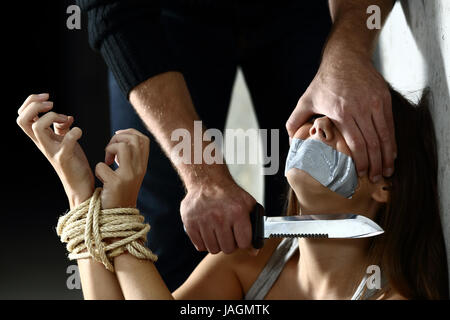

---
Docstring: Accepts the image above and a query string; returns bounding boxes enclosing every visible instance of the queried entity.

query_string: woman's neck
[296,237,371,299]
[295,201,378,299]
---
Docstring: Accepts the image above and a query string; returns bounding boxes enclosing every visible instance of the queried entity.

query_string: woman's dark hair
[286,86,449,299]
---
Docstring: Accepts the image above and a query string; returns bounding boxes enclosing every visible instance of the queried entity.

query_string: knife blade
[250,203,384,249]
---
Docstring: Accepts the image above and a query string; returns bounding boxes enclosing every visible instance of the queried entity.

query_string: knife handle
[250,202,265,249]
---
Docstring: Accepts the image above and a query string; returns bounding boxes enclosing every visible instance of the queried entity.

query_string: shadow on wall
[376,0,450,286]
[401,1,450,105]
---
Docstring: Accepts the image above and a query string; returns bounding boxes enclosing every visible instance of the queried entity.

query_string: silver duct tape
[285,138,358,199]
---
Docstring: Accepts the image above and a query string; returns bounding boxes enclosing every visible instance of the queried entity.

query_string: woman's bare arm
[16,94,125,300]
[77,258,124,299]
[16,99,245,300]
[94,129,243,299]
[113,254,173,299]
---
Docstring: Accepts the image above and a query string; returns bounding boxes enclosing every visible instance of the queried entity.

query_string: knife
[250,203,384,249]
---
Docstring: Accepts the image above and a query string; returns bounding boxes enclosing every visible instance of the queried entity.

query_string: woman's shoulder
[173,238,283,299]
[227,238,284,267]
[226,238,285,293]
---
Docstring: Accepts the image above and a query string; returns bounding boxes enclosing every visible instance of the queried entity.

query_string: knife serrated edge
[269,233,329,238]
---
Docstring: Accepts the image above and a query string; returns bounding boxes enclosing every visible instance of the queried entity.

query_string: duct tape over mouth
[285,138,358,199]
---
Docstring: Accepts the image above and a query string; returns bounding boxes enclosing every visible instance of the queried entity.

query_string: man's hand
[287,53,396,182]
[286,0,396,183]
[129,72,258,255]
[180,177,256,254]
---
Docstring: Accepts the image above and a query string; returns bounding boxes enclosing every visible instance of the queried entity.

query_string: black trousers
[108,1,331,291]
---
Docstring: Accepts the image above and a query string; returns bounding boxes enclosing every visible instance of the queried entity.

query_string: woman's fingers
[115,128,148,140]
[107,129,150,172]
[95,162,116,184]
[16,100,54,141]
[104,142,132,174]
[17,93,49,115]
[59,127,83,158]
[32,112,68,152]
[54,116,74,136]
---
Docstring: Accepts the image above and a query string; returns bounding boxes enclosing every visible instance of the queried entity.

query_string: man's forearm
[326,0,395,58]
[129,71,232,188]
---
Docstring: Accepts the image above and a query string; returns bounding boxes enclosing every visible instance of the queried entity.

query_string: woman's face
[286,115,388,215]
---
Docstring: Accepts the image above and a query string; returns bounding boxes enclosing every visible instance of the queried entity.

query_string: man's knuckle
[333,106,347,122]
[211,211,225,225]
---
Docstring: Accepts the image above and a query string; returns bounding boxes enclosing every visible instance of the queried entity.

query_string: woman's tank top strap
[351,272,389,300]
[244,238,298,300]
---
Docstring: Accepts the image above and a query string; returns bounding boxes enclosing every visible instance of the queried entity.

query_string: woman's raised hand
[16,94,94,207]
[95,128,150,210]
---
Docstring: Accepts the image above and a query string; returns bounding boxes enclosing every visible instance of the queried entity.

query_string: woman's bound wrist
[57,188,157,272]
[67,189,94,209]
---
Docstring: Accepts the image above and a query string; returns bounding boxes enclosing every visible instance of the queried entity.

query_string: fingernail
[383,167,394,177]
[372,175,382,183]
[358,171,367,177]
[38,93,49,98]
[42,101,53,106]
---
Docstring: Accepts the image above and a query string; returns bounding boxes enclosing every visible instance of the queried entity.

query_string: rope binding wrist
[56,187,158,272]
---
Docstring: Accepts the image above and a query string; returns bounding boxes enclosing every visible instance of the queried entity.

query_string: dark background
[1,1,109,299]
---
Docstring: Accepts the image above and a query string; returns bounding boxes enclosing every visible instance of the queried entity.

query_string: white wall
[375,0,450,284]
[226,69,265,206]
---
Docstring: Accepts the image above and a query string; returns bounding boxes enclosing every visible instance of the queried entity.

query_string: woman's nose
[309,117,334,141]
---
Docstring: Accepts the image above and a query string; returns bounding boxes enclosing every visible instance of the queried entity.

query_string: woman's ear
[371,179,391,203]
